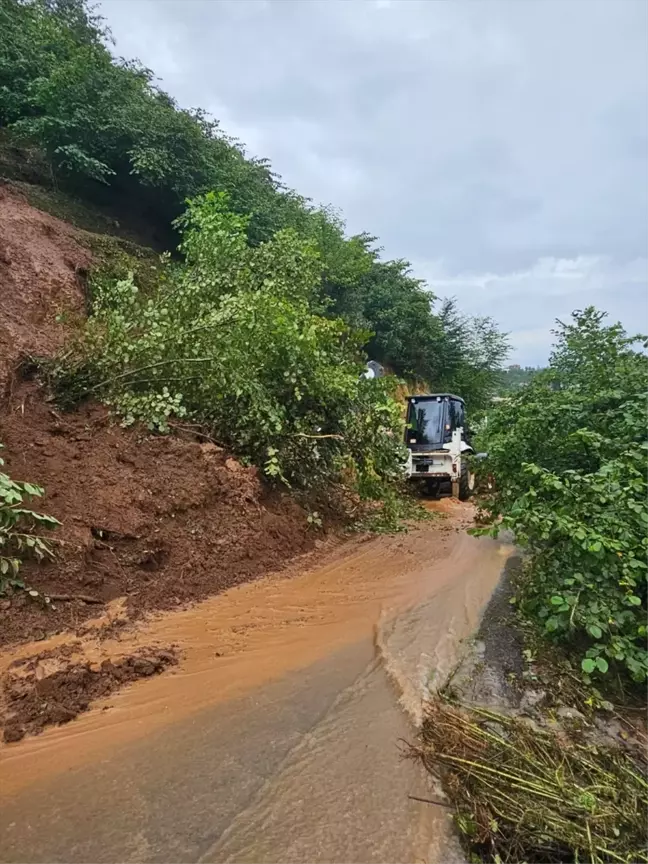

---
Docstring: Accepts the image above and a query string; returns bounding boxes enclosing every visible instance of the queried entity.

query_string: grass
[413,696,648,863]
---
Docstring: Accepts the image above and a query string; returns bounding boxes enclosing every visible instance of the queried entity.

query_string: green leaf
[595,657,609,674]
[550,595,564,605]
[22,483,43,497]
[581,658,596,674]
[627,595,641,606]
[587,624,603,639]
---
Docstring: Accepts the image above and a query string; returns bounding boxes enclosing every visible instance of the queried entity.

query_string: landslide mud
[0,185,315,650]
[0,501,512,807]
[0,184,89,393]
[0,380,314,648]
[1,644,178,743]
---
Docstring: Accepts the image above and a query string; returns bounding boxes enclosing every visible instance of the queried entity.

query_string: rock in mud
[519,688,547,713]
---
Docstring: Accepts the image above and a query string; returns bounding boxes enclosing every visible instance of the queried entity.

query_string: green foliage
[0,446,59,594]
[53,192,411,521]
[360,259,443,380]
[476,309,648,683]
[434,299,510,409]
[1,0,299,232]
[1,0,507,398]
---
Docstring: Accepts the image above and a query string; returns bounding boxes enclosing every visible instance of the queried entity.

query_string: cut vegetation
[415,697,647,864]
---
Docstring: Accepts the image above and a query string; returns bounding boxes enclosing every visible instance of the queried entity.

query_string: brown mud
[0,184,322,650]
[2,643,178,743]
[0,183,89,395]
[0,380,314,648]
[0,502,512,801]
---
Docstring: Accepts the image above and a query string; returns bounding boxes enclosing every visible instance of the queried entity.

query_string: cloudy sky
[98,0,647,365]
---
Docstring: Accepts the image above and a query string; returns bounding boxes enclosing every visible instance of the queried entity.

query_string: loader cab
[404,394,474,500]
[405,394,467,451]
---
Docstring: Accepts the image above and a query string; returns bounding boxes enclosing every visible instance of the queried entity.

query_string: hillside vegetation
[0,0,512,533]
[496,365,541,395]
[0,0,507,401]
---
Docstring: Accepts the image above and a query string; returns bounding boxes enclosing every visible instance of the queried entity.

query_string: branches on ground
[51,192,411,525]
[414,697,648,864]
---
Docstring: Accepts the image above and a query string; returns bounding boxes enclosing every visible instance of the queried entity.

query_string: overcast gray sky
[99,0,647,365]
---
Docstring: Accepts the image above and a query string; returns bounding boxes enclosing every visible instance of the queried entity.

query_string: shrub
[53,192,410,518]
[0,446,59,594]
[476,309,648,683]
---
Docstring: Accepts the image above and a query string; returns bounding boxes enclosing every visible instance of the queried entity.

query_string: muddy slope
[0,183,90,395]
[0,186,314,648]
[0,382,314,647]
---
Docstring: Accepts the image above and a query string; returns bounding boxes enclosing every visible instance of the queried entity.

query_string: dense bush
[54,192,410,521]
[476,309,648,683]
[0,0,507,402]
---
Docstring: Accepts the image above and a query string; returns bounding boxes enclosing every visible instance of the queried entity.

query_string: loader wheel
[458,460,475,501]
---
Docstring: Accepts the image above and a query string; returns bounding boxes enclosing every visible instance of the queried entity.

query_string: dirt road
[0,501,512,863]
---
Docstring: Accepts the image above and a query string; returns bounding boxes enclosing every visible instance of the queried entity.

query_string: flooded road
[0,501,512,863]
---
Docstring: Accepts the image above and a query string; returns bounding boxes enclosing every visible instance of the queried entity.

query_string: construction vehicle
[361,360,385,380]
[403,393,475,499]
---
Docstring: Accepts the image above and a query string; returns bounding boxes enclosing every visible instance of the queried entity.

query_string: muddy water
[0,501,512,863]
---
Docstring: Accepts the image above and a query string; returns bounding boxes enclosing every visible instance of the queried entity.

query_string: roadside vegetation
[477,309,647,688]
[422,309,648,862]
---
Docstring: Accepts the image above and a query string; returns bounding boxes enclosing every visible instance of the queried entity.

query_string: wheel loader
[403,393,475,499]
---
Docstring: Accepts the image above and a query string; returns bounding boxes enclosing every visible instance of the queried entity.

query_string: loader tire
[458,460,475,501]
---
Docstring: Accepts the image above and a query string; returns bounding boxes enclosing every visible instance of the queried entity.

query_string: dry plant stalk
[413,698,648,864]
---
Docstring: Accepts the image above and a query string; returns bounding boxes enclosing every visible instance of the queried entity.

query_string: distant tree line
[496,366,543,395]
